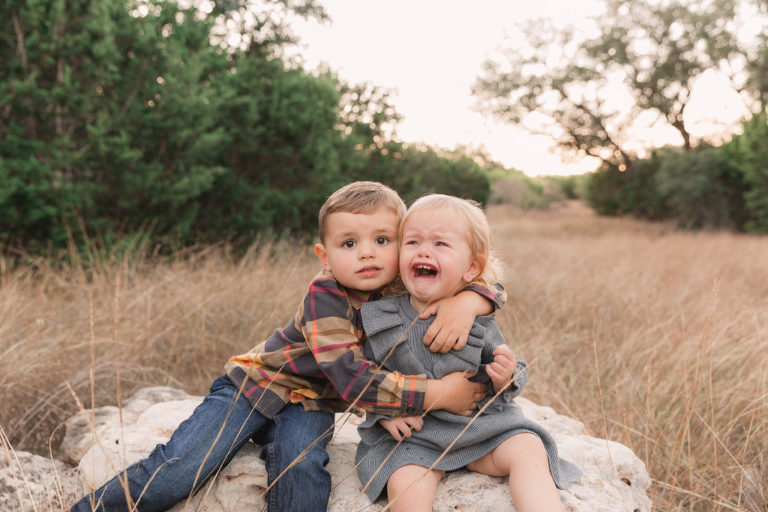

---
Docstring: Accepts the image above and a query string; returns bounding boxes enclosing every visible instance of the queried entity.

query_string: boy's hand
[379,416,424,441]
[486,345,518,393]
[426,371,487,416]
[419,291,493,353]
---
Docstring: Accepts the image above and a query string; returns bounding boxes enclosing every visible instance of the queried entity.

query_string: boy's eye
[403,240,417,246]
[342,240,356,248]
[375,236,389,245]
[436,241,448,247]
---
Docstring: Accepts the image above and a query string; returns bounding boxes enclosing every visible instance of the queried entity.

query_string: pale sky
[289,0,750,176]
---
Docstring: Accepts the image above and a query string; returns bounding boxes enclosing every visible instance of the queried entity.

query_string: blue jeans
[70,376,334,512]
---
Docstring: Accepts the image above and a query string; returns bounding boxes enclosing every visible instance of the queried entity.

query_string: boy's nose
[358,242,375,258]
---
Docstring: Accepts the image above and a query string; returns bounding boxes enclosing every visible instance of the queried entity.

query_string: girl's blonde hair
[401,194,502,289]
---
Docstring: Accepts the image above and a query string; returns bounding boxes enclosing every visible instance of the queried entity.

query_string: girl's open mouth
[412,263,437,278]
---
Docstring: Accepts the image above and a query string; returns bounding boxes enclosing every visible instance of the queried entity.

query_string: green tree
[472,0,744,172]
[0,0,234,252]
[723,113,768,232]
[585,156,665,218]
[334,82,491,206]
[655,146,748,229]
[199,55,346,240]
[0,0,336,255]
[1,0,496,258]
[732,0,768,112]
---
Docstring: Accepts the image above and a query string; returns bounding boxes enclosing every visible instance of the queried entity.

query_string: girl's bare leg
[386,464,445,512]
[466,433,564,512]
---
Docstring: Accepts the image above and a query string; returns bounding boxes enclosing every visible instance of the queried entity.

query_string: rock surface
[4,387,653,511]
[0,446,81,511]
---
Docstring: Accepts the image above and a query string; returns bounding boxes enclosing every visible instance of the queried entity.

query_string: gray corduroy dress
[355,295,581,501]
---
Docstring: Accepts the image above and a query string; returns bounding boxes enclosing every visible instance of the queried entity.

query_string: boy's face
[399,209,479,312]
[314,208,400,292]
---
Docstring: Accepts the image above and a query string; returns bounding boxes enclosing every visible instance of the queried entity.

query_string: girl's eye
[375,236,389,245]
[343,240,356,248]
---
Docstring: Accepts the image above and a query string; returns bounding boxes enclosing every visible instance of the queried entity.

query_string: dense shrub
[0,0,493,259]
[586,155,667,219]
[585,146,750,230]
[722,113,768,233]
[656,147,748,229]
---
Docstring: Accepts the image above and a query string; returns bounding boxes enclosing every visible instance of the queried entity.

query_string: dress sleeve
[300,277,427,417]
[476,317,528,403]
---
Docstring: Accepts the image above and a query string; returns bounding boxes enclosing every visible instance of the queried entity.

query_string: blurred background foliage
[0,0,496,261]
[2,0,768,265]
[474,0,768,233]
[582,118,768,232]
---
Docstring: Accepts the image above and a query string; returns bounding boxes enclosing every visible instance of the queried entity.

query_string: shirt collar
[320,269,376,310]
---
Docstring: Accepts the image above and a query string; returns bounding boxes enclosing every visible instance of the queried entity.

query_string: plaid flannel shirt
[225,272,505,418]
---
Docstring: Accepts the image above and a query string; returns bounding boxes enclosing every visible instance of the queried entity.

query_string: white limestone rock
[63,387,652,512]
[0,448,81,511]
[59,386,194,464]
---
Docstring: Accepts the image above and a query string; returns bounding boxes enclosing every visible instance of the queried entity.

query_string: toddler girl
[355,194,580,512]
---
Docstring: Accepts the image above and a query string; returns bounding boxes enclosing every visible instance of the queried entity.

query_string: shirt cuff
[399,375,427,416]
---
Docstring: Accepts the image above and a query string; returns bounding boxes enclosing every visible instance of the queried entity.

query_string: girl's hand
[486,345,518,393]
[419,291,492,353]
[379,416,424,441]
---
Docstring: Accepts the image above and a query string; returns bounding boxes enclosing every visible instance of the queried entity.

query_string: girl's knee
[388,465,442,491]
[502,433,547,468]
[510,433,546,453]
[387,466,443,512]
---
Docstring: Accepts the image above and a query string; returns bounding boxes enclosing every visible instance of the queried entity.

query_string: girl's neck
[408,295,427,313]
[408,293,453,314]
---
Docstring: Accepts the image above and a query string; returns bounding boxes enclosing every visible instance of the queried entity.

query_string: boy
[70,181,501,512]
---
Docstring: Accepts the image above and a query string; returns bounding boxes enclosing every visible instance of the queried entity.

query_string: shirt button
[406,407,416,414]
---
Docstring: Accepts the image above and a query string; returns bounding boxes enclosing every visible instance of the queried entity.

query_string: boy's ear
[314,243,331,271]
[462,259,481,284]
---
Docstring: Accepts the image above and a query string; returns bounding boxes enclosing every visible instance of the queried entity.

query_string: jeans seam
[267,413,281,512]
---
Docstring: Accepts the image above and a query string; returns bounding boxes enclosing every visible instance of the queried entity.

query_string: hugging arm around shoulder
[299,276,427,417]
[463,282,507,311]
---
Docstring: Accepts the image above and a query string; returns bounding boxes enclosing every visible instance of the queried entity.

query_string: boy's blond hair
[401,194,502,288]
[318,181,406,243]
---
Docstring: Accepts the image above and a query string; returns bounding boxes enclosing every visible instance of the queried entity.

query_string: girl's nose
[416,245,431,257]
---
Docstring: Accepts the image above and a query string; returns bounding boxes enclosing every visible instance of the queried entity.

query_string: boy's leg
[386,464,444,512]
[70,376,268,512]
[260,404,334,512]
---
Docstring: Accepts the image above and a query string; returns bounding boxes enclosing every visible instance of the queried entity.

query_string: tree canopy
[1,0,494,259]
[472,0,766,173]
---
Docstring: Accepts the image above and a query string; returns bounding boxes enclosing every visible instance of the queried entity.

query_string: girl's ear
[314,243,331,271]
[462,259,481,283]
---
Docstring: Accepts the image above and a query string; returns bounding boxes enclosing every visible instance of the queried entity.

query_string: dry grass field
[1,201,766,511]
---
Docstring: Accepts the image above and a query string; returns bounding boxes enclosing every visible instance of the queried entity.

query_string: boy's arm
[419,282,506,353]
[301,277,485,417]
[463,282,507,311]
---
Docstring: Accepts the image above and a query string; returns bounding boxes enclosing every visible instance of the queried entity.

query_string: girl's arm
[480,320,528,399]
[486,345,525,394]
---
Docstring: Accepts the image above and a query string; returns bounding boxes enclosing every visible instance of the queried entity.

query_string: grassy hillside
[1,201,765,510]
